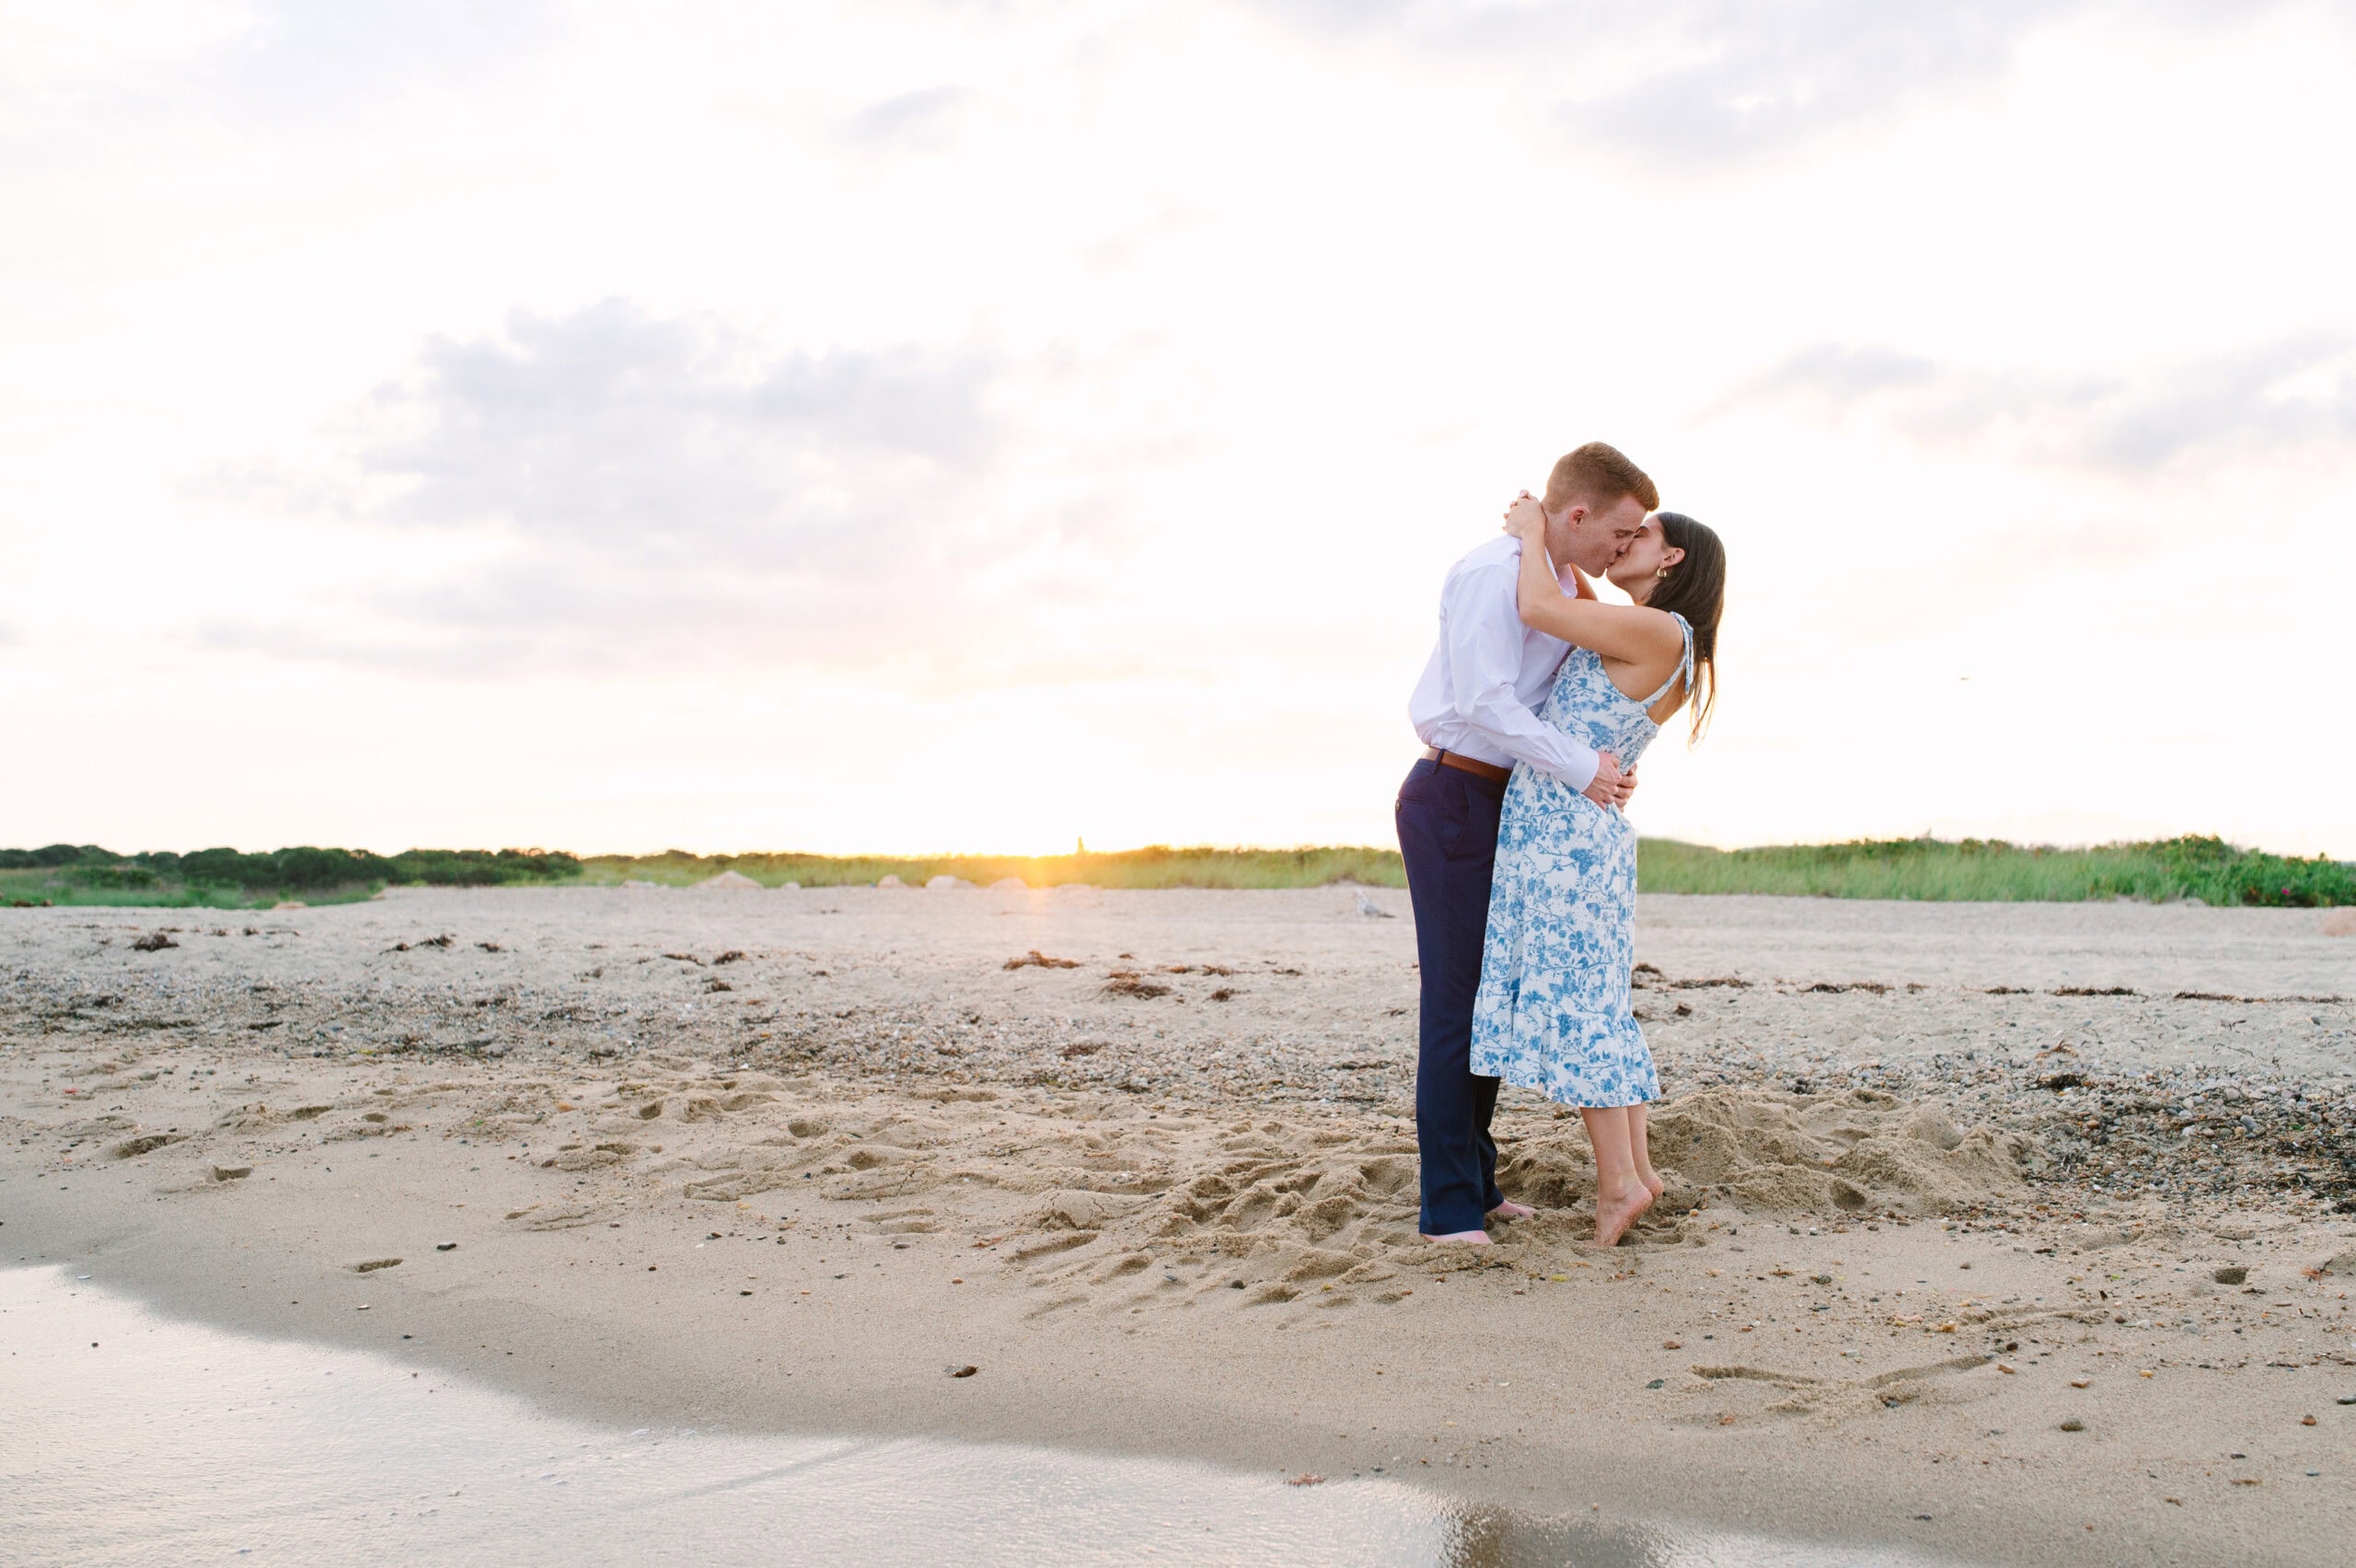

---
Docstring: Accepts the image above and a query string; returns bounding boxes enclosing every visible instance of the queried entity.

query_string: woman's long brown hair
[1646,512,1725,743]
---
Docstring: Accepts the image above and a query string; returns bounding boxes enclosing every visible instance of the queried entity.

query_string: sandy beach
[5,885,2353,1565]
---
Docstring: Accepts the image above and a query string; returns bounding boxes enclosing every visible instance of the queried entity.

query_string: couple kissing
[1398,442,1727,1248]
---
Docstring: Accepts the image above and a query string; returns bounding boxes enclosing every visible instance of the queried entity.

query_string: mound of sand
[696,870,763,890]
[2322,908,2356,937]
[1496,1088,2043,1220]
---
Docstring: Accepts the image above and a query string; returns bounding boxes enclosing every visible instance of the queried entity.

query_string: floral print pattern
[1468,616,1692,1109]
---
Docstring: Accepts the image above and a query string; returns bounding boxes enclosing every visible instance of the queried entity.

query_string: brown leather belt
[1421,746,1511,784]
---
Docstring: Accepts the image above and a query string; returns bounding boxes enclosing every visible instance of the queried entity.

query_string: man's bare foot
[1488,1201,1535,1221]
[1592,1182,1655,1247]
[1420,1229,1493,1245]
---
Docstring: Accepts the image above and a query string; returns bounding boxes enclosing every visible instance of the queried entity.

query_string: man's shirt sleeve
[1438,559,1601,792]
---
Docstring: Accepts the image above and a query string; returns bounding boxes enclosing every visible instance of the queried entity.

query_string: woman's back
[1534,613,1693,789]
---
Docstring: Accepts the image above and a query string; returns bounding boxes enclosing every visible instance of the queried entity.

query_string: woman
[1468,500,1726,1246]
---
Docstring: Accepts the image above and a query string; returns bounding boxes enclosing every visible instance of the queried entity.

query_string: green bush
[1635,835,2354,905]
[0,843,583,908]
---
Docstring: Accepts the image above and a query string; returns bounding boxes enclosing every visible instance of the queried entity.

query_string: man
[1397,442,1658,1243]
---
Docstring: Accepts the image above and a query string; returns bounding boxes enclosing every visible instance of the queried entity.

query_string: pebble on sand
[948,1365,977,1378]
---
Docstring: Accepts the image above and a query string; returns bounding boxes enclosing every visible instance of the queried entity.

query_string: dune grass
[0,845,581,910]
[1634,835,2355,907]
[588,836,2351,905]
[579,845,1410,891]
[7,836,2347,909]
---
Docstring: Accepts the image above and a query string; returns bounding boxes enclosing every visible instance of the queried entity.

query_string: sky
[5,0,2354,859]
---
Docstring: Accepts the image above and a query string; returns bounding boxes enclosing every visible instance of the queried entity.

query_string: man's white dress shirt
[1407,535,1600,793]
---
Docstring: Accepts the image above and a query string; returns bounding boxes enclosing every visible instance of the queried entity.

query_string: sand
[5,886,2353,1565]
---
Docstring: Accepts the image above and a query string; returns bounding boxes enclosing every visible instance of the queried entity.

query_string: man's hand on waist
[1582,751,1625,809]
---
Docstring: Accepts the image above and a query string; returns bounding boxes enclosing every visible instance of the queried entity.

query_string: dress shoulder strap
[1635,612,1693,709]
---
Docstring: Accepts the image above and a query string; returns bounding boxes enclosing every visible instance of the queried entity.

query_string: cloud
[841,86,974,151]
[196,300,1092,675]
[1711,333,2356,473]
[363,299,1003,568]
[1243,1,2314,162]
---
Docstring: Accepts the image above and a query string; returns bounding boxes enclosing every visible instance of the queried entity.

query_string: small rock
[435,1242,456,1251]
[211,1166,252,1182]
[2070,1378,2091,1389]
[130,932,178,952]
[353,1258,402,1274]
[2059,1418,2085,1432]
[2213,1266,2248,1285]
[1646,1378,1666,1389]
[2302,1414,2317,1425]
[948,1365,977,1378]
[1661,1340,1682,1350]
[1286,1474,1325,1487]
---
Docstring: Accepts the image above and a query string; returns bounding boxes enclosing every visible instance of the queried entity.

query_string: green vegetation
[1634,835,2355,906]
[6,835,2345,908]
[579,845,1410,891]
[0,844,581,910]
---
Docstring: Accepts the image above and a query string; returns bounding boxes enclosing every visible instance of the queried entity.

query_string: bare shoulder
[1624,604,1689,656]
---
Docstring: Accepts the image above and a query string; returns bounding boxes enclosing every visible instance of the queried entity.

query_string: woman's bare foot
[1487,1200,1535,1221]
[1592,1180,1655,1247]
[1636,1168,1664,1201]
[1419,1228,1492,1245]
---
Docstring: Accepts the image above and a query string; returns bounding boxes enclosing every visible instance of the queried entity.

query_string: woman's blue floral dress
[1468,614,1692,1109]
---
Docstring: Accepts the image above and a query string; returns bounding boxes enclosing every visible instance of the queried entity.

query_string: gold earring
[1656,565,1671,580]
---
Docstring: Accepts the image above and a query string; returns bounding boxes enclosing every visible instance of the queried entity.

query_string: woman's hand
[1503,490,1547,545]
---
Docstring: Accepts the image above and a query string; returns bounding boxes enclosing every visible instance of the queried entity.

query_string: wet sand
[4,887,2353,1565]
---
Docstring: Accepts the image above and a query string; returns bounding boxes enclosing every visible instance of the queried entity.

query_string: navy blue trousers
[1394,756,1506,1235]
